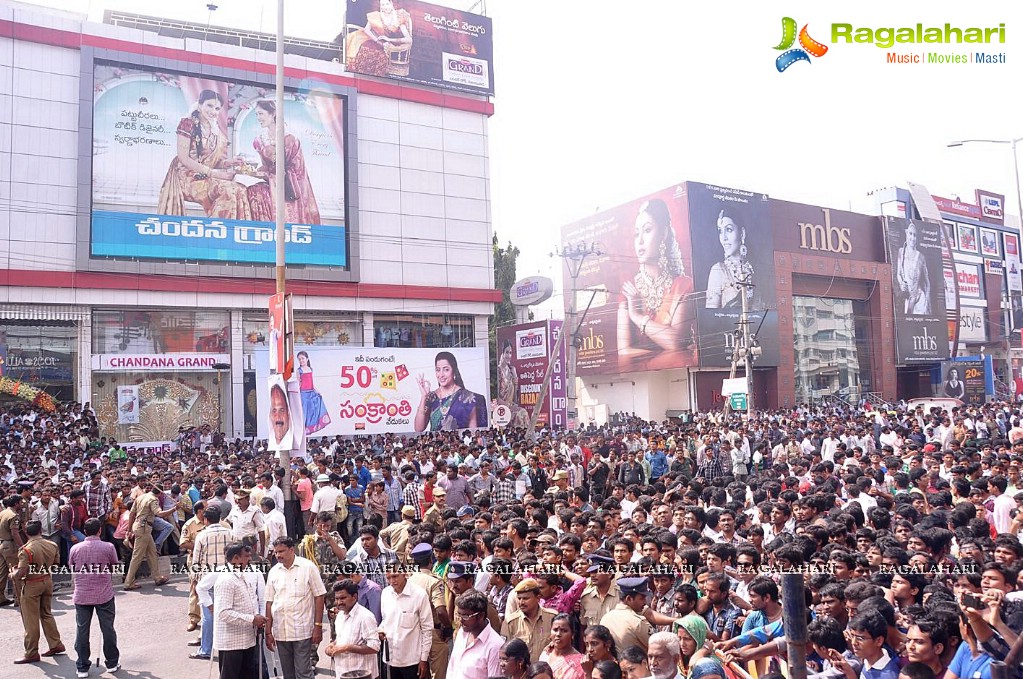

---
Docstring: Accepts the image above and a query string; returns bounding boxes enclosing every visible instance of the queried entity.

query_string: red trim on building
[0,19,495,116]
[0,270,503,304]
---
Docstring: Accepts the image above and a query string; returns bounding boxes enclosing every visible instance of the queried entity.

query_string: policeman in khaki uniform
[0,495,25,606]
[501,577,557,663]
[13,520,64,664]
[579,553,620,628]
[123,480,169,590]
[408,542,451,679]
[599,577,655,654]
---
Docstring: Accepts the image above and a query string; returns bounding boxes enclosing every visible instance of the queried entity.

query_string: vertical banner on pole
[269,293,295,379]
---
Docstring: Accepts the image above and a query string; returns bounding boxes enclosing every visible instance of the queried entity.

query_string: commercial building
[0,3,498,445]
[562,181,1021,422]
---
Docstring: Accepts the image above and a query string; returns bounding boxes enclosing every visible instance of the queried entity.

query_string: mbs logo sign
[799,208,852,254]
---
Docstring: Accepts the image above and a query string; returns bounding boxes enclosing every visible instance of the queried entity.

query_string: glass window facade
[0,321,78,401]
[242,315,362,352]
[793,296,873,405]
[92,310,230,354]
[373,314,474,348]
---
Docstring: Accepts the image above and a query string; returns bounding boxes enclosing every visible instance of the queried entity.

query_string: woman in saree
[345,0,413,77]
[497,339,531,428]
[895,220,931,315]
[540,614,587,679]
[705,208,758,310]
[618,198,698,357]
[245,100,322,225]
[414,351,484,432]
[157,89,251,220]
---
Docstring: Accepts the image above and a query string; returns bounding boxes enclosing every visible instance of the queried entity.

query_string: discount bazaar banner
[255,347,489,436]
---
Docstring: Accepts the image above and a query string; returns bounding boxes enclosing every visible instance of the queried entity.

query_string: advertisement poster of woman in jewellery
[686,182,779,368]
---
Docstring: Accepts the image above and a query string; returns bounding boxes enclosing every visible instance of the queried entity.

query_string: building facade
[0,4,498,445]
[563,181,1020,422]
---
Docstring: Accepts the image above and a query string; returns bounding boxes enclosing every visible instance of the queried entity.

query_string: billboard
[343,0,494,96]
[256,347,489,435]
[940,360,986,404]
[496,320,567,429]
[885,217,949,364]
[976,189,1005,225]
[90,61,348,267]
[561,185,699,376]
[686,182,778,367]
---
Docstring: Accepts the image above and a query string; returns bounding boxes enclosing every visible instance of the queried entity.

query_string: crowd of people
[2,397,1023,679]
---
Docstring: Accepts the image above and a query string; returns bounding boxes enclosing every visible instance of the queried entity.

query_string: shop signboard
[976,189,1005,225]
[90,61,348,267]
[342,0,494,96]
[955,263,984,299]
[884,217,949,364]
[92,353,231,371]
[256,347,489,435]
[958,307,987,343]
[496,320,567,429]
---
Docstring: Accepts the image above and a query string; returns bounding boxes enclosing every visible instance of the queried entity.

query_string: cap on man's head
[446,561,476,579]
[316,474,331,484]
[535,533,557,546]
[586,552,615,573]
[456,506,475,518]
[552,470,569,481]
[617,577,650,596]
[410,543,433,559]
[433,487,447,497]
[513,578,540,593]
[401,505,417,518]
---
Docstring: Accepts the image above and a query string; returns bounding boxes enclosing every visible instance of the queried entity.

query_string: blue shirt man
[646,449,668,480]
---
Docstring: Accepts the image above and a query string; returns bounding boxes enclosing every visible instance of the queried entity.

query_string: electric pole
[725,274,759,414]
[553,242,602,428]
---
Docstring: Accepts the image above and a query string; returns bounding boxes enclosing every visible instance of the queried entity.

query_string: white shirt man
[379,575,433,675]
[309,477,340,516]
[330,585,380,678]
[227,493,265,544]
[260,500,288,558]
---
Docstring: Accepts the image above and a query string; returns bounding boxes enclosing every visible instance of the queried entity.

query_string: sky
[17,0,1023,319]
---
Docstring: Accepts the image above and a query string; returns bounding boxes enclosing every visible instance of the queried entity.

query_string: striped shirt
[214,570,265,652]
[193,524,233,571]
[266,556,327,642]
[333,603,380,678]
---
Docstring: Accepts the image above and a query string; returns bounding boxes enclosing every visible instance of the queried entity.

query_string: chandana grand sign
[93,354,231,371]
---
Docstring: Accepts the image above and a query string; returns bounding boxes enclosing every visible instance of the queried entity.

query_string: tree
[490,235,523,397]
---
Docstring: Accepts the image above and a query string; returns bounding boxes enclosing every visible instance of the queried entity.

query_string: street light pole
[553,243,602,428]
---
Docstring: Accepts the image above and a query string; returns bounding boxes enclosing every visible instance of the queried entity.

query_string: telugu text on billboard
[91,61,348,267]
[686,182,779,368]
[256,347,489,435]
[885,217,949,364]
[343,0,494,96]
[561,185,699,376]
[496,321,567,429]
